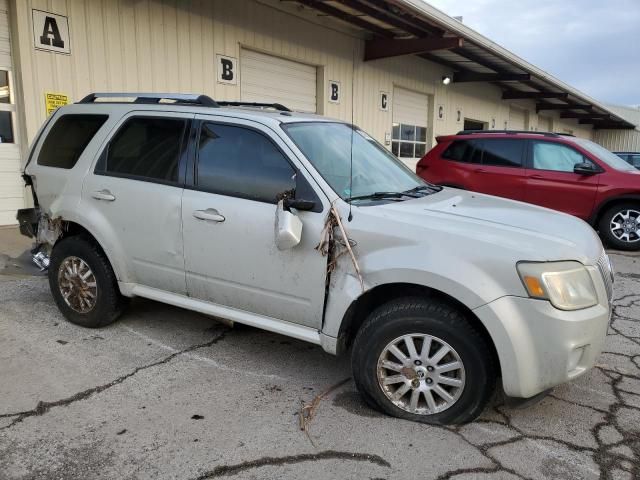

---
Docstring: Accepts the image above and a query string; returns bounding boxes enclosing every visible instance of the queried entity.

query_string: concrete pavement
[0,228,638,479]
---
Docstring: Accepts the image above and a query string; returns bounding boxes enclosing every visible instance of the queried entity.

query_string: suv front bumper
[473,295,611,398]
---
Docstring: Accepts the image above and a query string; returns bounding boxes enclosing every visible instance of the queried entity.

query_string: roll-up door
[240,50,317,113]
[392,87,429,170]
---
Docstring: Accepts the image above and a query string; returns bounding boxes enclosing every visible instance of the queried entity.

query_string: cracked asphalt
[0,236,639,479]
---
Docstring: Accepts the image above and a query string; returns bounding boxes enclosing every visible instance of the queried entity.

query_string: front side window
[531,141,585,172]
[196,123,295,203]
[283,122,425,200]
[479,139,524,168]
[100,117,186,182]
[39,114,108,169]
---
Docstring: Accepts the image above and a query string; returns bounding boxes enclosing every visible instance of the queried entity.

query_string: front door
[182,116,328,328]
[524,140,600,220]
[81,112,191,294]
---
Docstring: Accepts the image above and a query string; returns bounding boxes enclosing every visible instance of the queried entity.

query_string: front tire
[599,203,640,251]
[351,297,496,425]
[49,235,127,328]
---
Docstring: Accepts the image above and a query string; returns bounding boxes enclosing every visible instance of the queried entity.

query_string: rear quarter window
[441,140,480,163]
[37,114,108,169]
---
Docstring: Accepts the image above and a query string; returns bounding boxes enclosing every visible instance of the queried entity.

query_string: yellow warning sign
[44,92,69,116]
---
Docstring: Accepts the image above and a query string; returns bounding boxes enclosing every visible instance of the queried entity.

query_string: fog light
[568,346,586,373]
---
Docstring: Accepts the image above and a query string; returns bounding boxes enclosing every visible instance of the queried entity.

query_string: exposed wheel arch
[589,195,640,227]
[335,283,500,375]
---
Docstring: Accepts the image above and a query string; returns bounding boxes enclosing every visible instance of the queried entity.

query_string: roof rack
[216,101,291,112]
[78,92,219,107]
[455,129,568,137]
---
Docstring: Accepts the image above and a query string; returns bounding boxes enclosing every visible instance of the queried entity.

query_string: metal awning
[291,0,635,129]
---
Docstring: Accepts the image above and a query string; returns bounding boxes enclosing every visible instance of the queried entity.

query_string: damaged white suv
[18,93,614,425]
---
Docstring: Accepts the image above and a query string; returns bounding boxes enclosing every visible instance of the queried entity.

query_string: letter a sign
[32,10,71,55]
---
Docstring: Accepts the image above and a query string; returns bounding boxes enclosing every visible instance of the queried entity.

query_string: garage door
[392,87,429,170]
[509,107,527,130]
[0,0,21,226]
[240,50,316,113]
[539,115,553,133]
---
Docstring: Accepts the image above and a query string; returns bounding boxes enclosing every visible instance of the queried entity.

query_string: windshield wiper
[348,191,420,202]
[403,184,443,195]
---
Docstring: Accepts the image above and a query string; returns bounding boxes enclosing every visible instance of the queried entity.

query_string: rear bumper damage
[15,207,57,271]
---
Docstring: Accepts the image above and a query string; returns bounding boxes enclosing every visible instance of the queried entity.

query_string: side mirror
[574,162,598,175]
[275,200,303,250]
[283,197,316,211]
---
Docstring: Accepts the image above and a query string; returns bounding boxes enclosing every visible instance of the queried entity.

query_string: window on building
[0,70,14,143]
[531,141,585,172]
[196,123,295,203]
[392,123,428,159]
[38,115,108,169]
[99,117,186,182]
[479,139,524,168]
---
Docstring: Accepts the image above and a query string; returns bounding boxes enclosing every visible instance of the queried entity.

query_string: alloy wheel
[377,333,465,415]
[57,256,98,313]
[610,209,640,244]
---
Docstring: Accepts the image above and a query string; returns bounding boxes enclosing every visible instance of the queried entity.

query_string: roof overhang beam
[364,36,463,61]
[536,103,591,113]
[502,91,568,100]
[452,71,530,83]
[561,112,609,120]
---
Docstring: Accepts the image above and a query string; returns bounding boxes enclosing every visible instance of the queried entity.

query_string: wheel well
[336,283,501,372]
[591,197,640,228]
[56,221,111,264]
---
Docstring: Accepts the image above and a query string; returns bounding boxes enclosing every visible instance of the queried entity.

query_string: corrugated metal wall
[595,129,640,151]
[12,0,598,147]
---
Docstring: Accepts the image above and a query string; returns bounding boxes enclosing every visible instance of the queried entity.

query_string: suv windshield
[573,138,636,172]
[282,122,433,202]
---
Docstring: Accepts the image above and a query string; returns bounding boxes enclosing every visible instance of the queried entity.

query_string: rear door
[467,138,528,201]
[82,112,191,294]
[523,140,600,219]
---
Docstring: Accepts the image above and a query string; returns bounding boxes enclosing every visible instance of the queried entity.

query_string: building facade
[0,0,635,225]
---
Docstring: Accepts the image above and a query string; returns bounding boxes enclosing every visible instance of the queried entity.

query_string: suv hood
[366,188,603,264]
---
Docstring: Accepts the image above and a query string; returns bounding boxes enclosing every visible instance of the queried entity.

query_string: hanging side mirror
[275,200,303,250]
[573,162,599,175]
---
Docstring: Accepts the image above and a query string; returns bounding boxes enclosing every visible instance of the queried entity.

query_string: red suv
[417,130,640,250]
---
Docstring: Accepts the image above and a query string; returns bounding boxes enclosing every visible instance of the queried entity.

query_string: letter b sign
[217,54,237,85]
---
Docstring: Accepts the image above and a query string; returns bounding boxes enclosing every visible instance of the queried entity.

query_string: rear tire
[351,297,496,425]
[599,203,640,251]
[49,235,127,328]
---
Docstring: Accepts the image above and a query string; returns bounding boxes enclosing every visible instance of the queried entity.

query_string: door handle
[530,174,544,179]
[473,168,487,173]
[193,208,225,223]
[91,189,116,201]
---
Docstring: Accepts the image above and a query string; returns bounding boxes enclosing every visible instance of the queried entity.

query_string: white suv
[17,93,613,425]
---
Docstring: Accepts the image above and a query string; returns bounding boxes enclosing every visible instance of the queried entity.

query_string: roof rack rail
[216,101,291,112]
[78,92,219,107]
[456,129,563,137]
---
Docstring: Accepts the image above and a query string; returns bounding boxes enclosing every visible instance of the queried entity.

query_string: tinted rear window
[442,140,478,162]
[38,114,108,169]
[479,139,524,167]
[98,117,186,183]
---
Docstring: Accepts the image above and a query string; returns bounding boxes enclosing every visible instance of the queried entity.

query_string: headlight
[517,261,598,311]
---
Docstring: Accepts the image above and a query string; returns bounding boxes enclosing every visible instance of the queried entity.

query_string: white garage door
[538,115,553,133]
[0,0,21,226]
[509,107,527,130]
[240,50,316,113]
[392,87,429,170]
